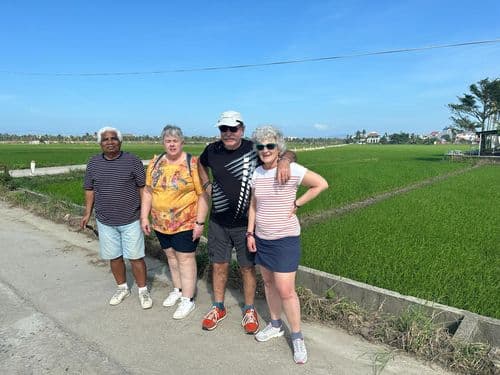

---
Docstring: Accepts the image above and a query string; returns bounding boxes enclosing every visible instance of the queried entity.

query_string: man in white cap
[198,110,295,333]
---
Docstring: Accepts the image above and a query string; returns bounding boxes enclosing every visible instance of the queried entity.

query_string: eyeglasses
[101,137,119,142]
[218,125,239,133]
[256,143,277,151]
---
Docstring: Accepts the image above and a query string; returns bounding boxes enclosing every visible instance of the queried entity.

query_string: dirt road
[0,201,451,374]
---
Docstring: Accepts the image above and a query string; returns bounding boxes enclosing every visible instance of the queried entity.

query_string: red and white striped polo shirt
[251,163,307,240]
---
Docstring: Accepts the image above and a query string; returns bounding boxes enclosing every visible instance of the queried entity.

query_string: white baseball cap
[215,110,244,127]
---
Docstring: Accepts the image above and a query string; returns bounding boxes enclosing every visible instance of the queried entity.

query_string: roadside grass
[0,183,84,223]
[7,170,87,205]
[301,164,500,318]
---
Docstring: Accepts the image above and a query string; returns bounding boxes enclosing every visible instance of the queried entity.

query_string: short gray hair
[97,127,122,143]
[251,125,286,153]
[161,125,184,141]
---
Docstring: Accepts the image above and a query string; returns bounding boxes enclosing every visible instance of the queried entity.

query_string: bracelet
[294,201,301,209]
[245,231,254,237]
[202,181,212,190]
[195,221,205,226]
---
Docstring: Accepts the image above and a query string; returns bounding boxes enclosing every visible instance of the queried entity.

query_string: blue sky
[1,0,499,138]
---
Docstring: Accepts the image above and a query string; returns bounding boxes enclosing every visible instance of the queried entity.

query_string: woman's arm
[291,170,329,216]
[193,192,209,241]
[246,192,257,252]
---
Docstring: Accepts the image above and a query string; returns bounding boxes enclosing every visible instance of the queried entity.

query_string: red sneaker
[202,306,227,331]
[242,308,259,334]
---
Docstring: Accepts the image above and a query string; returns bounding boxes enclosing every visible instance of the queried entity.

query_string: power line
[2,38,499,77]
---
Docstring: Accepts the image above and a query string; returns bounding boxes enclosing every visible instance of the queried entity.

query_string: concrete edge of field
[295,266,500,348]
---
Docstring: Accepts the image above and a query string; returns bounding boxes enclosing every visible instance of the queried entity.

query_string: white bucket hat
[215,110,244,127]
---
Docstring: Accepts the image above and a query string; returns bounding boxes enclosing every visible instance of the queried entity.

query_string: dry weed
[297,286,496,374]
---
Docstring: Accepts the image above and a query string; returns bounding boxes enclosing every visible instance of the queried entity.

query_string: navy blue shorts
[155,229,199,253]
[255,236,301,273]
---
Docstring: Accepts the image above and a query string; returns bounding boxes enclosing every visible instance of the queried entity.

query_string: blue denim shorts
[96,219,145,260]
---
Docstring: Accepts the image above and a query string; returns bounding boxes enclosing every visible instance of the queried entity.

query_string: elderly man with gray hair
[80,126,152,309]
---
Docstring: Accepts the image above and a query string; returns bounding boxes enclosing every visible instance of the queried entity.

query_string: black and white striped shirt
[84,151,145,226]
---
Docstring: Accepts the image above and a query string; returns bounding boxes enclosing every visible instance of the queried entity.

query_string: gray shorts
[207,220,255,267]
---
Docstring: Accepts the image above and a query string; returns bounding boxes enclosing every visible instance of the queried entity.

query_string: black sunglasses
[256,143,277,151]
[218,125,239,133]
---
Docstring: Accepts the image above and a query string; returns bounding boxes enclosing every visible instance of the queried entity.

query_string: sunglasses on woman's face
[218,125,239,133]
[256,143,277,151]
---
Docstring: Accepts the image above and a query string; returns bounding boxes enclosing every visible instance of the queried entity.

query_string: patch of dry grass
[297,287,497,375]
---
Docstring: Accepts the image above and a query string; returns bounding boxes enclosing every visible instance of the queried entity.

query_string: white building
[366,132,380,144]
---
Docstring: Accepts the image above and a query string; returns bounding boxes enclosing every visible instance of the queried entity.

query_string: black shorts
[155,229,199,253]
[207,220,255,267]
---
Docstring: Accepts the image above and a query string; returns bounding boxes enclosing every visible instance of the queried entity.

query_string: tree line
[0,133,343,145]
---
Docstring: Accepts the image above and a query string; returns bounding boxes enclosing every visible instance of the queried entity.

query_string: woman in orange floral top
[141,125,208,319]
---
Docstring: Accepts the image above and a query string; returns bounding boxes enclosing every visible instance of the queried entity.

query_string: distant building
[429,131,441,138]
[455,132,477,143]
[366,132,380,144]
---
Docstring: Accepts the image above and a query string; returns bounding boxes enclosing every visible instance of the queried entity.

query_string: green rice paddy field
[0,142,205,169]
[2,143,499,318]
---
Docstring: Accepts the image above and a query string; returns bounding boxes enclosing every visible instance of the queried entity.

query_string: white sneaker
[109,287,130,306]
[139,291,153,309]
[255,323,284,342]
[173,297,195,319]
[163,290,182,307]
[293,338,308,364]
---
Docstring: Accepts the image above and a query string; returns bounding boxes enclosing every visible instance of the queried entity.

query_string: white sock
[118,283,128,290]
[138,286,148,294]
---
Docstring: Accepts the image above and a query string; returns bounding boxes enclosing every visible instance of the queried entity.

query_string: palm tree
[448,78,500,132]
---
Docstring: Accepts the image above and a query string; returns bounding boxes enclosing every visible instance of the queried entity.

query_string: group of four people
[80,110,328,364]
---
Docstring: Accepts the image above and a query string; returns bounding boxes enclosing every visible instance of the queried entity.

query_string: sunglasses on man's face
[256,143,277,151]
[218,125,239,133]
